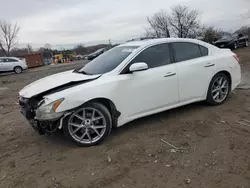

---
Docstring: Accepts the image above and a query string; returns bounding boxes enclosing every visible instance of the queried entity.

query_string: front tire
[63,102,112,146]
[14,66,23,74]
[206,73,230,105]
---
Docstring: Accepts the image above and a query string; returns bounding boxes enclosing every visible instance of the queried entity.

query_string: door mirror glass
[129,62,148,72]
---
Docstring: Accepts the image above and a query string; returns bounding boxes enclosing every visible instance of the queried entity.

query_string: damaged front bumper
[19,97,69,134]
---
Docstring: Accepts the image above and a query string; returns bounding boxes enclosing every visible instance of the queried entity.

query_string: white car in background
[0,57,28,74]
[19,38,241,146]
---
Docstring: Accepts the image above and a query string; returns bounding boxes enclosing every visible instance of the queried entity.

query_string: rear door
[3,58,17,71]
[172,42,216,103]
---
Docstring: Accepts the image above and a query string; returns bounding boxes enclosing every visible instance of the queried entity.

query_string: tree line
[145,4,250,43]
[0,5,249,57]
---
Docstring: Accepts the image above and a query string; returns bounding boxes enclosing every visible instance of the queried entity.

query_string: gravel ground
[0,49,250,188]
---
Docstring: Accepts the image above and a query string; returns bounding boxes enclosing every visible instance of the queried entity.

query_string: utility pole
[108,39,111,47]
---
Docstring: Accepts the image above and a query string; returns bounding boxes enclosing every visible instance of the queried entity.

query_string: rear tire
[14,66,23,74]
[63,102,112,147]
[206,73,230,106]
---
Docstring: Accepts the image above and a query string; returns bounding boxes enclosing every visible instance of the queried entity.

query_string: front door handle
[164,72,176,77]
[204,63,215,68]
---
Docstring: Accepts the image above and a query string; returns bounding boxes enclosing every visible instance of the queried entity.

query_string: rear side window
[131,43,171,69]
[1,58,8,63]
[172,42,201,62]
[7,58,18,62]
[199,45,209,56]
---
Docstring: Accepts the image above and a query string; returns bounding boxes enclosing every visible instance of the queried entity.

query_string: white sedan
[0,57,28,74]
[19,38,241,146]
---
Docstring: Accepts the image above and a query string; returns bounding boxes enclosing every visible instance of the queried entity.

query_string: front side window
[78,46,138,75]
[172,42,201,62]
[131,43,171,68]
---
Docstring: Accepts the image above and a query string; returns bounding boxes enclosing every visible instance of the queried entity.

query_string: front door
[115,43,179,121]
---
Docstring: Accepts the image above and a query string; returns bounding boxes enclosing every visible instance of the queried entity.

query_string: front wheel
[206,73,230,105]
[63,102,112,146]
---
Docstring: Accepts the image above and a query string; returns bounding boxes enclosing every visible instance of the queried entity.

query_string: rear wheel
[63,102,112,146]
[14,66,23,74]
[206,73,230,105]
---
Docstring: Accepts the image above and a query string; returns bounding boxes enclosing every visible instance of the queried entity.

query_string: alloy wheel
[15,67,22,74]
[68,107,107,144]
[211,76,229,103]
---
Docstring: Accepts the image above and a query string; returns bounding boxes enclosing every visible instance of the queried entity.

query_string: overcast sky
[0,0,249,48]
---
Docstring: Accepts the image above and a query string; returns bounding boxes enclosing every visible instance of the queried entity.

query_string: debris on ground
[107,156,112,163]
[185,178,191,184]
[161,139,188,150]
[1,80,15,84]
[236,119,250,127]
[170,149,177,153]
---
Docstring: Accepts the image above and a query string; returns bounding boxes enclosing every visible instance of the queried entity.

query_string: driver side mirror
[129,62,148,73]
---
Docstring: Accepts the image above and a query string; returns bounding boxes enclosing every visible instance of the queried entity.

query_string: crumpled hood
[19,70,101,98]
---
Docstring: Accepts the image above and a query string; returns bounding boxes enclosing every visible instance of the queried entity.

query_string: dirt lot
[0,49,250,188]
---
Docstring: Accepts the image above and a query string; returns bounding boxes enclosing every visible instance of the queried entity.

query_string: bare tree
[198,26,222,44]
[146,10,171,38]
[169,5,200,38]
[0,20,20,56]
[74,44,86,55]
[235,26,250,38]
[44,43,52,49]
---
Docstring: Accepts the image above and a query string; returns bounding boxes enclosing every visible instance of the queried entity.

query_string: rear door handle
[164,72,176,77]
[204,63,215,67]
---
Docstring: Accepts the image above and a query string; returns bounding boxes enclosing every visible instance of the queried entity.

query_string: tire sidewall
[14,66,22,74]
[206,73,231,105]
[63,102,112,147]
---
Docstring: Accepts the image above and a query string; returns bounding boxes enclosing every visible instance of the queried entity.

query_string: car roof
[119,38,212,48]
[0,57,19,59]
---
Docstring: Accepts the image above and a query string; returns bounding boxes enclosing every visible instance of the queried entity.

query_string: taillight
[233,54,240,63]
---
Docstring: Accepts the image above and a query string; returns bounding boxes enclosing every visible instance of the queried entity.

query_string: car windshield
[78,46,139,75]
[221,35,233,40]
[95,48,104,53]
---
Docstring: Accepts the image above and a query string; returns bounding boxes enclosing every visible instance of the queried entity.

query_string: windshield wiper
[81,70,93,75]
[73,68,93,75]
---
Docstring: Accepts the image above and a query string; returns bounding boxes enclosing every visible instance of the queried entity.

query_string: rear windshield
[221,35,233,40]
